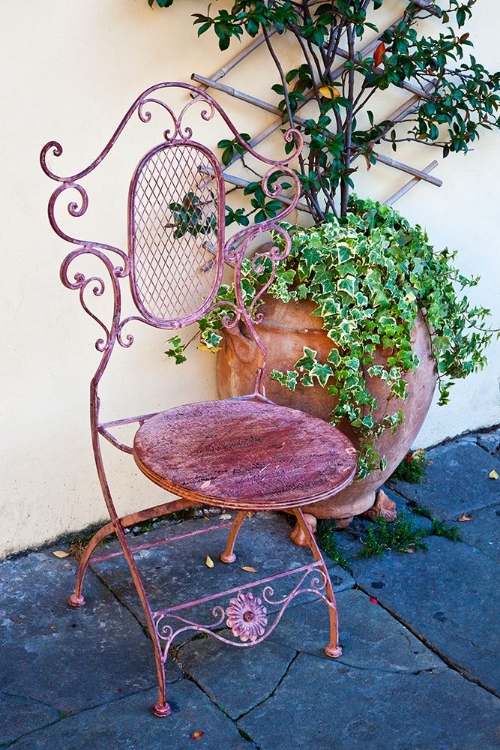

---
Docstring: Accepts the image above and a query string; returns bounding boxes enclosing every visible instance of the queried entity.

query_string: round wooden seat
[133,399,357,511]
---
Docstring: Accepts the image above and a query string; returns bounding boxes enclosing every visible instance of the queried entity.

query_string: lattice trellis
[190,1,443,211]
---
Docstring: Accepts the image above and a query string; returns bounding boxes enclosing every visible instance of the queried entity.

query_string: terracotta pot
[217,295,437,528]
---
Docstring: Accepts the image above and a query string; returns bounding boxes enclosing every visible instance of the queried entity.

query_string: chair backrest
[41,82,302,398]
[129,141,225,327]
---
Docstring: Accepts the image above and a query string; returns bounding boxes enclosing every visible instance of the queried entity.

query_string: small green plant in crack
[129,508,200,536]
[316,520,351,569]
[391,449,427,484]
[357,512,463,558]
[429,519,463,542]
[237,727,257,744]
[129,514,170,536]
[407,501,433,520]
[408,502,463,541]
[358,515,429,558]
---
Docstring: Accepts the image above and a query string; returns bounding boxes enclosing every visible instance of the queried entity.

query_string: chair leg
[291,508,343,658]
[220,510,248,563]
[68,521,116,607]
[108,523,171,717]
[68,497,197,607]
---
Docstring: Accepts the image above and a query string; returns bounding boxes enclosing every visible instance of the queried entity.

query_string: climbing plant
[147,0,500,221]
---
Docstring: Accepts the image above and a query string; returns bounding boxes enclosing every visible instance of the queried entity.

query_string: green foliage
[218,133,252,166]
[149,2,498,477]
[164,335,187,365]
[316,520,351,568]
[317,509,462,564]
[147,0,500,220]
[391,449,427,483]
[429,518,463,541]
[356,512,460,557]
[358,515,429,557]
[407,501,433,520]
[197,197,493,477]
[167,192,216,239]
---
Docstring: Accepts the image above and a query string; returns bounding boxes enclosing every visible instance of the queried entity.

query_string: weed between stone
[429,519,463,542]
[317,506,462,564]
[358,516,429,558]
[391,449,427,484]
[407,501,433,520]
[316,521,351,569]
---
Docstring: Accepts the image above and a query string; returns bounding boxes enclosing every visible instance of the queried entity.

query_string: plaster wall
[0,0,499,557]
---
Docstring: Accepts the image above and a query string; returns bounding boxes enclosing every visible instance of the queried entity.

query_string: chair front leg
[291,508,343,658]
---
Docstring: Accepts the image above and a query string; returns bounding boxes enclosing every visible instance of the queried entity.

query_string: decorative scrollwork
[153,564,332,663]
[116,317,138,349]
[261,569,328,608]
[177,96,217,140]
[154,605,227,659]
[60,246,126,355]
[138,96,179,140]
[43,81,304,399]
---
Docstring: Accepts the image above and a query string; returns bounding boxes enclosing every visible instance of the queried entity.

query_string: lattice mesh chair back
[130,143,224,326]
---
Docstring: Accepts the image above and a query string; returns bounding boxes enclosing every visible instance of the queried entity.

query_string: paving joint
[355,581,500,700]
[236,650,301,724]
[89,564,154,641]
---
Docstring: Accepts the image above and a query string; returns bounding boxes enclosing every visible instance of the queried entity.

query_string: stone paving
[1,429,499,749]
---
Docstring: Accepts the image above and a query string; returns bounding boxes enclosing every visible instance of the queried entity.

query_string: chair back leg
[219,510,249,564]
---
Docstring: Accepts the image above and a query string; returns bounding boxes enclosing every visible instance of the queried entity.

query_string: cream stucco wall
[1,0,499,557]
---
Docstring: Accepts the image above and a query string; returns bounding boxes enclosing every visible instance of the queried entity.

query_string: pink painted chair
[41,83,356,716]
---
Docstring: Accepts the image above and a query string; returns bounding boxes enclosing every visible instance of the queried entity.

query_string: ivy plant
[168,197,493,477]
[148,0,500,221]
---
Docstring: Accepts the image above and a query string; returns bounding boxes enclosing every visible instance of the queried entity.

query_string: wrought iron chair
[41,82,357,716]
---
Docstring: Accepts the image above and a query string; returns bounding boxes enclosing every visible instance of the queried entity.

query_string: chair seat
[133,398,357,511]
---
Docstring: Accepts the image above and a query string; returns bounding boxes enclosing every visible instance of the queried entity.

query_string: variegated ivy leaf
[310,362,334,387]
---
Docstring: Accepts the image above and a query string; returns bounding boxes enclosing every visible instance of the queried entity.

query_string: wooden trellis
[190,4,443,212]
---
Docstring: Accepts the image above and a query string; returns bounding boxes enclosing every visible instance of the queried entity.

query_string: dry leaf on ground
[488,470,499,480]
[241,566,258,573]
[205,555,215,568]
[52,550,70,558]
[458,514,473,522]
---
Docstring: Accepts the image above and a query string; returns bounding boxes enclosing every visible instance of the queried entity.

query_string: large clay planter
[217,295,437,527]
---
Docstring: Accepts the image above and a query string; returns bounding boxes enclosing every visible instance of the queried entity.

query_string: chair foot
[68,594,85,608]
[219,551,236,564]
[220,510,248,564]
[325,644,343,658]
[152,701,172,717]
